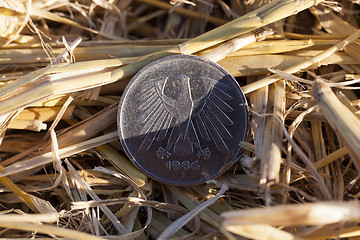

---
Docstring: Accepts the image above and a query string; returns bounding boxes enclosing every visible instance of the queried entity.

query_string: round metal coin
[117,55,249,185]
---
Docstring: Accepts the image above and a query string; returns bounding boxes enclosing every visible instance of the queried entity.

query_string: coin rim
[117,54,249,185]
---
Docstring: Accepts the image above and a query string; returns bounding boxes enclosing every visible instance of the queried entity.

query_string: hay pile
[0,0,360,239]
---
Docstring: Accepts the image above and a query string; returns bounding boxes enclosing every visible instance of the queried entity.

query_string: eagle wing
[135,77,176,152]
[135,76,235,155]
[191,77,234,153]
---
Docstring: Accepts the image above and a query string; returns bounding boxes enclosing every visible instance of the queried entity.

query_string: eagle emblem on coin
[118,55,248,185]
[136,75,233,159]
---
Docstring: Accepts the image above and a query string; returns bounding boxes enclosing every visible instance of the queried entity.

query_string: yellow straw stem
[0,164,37,212]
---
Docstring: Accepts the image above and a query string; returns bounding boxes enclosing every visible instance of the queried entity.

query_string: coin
[117,55,249,185]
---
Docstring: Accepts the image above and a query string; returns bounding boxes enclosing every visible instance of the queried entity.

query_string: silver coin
[117,55,249,185]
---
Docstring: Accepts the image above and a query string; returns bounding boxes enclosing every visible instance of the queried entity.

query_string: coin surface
[117,55,248,185]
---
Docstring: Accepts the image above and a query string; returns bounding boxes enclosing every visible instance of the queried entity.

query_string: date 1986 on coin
[118,55,249,185]
[165,160,200,171]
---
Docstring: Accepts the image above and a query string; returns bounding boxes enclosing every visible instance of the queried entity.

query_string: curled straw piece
[158,184,228,240]
[93,167,152,240]
[251,110,332,199]
[65,160,128,235]
[312,79,360,170]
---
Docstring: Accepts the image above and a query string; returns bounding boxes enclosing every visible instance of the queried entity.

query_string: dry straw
[1,0,360,239]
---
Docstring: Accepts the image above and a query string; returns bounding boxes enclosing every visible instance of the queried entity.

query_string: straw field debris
[0,0,360,239]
